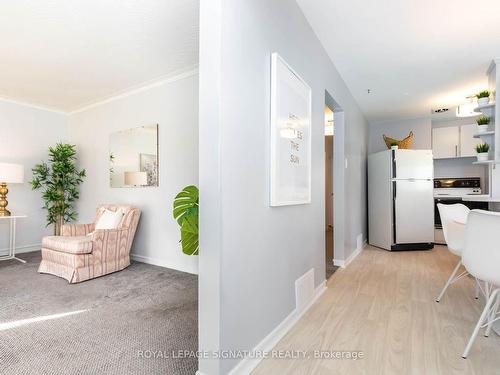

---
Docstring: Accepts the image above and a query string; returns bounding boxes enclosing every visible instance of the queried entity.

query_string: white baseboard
[0,243,41,257]
[227,280,327,375]
[130,253,198,275]
[333,239,367,269]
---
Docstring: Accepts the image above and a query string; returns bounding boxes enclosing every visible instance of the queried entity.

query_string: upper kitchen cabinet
[432,126,459,159]
[460,124,482,157]
[432,124,481,159]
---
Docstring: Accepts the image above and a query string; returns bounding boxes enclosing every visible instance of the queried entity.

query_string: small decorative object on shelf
[477,116,490,133]
[390,141,399,150]
[476,90,490,107]
[383,131,414,150]
[475,143,490,162]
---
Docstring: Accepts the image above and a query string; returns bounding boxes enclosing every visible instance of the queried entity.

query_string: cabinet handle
[455,145,458,157]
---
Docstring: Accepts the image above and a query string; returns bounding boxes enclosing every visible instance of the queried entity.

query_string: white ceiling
[297,0,500,122]
[0,0,199,112]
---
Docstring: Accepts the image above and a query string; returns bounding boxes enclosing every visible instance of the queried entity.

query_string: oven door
[434,197,463,228]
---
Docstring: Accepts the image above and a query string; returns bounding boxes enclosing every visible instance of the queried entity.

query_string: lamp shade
[124,171,147,186]
[0,163,24,183]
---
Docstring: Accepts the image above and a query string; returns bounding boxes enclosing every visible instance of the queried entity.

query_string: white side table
[0,214,27,263]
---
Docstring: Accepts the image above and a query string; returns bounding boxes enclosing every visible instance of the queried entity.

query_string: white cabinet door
[460,124,481,157]
[432,127,459,159]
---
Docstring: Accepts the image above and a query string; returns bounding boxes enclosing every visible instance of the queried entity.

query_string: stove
[433,178,486,244]
[434,177,482,198]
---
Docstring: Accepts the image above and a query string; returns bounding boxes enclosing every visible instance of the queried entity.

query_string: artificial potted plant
[173,185,199,255]
[477,116,490,133]
[390,141,399,150]
[31,143,86,235]
[477,90,490,107]
[475,143,490,162]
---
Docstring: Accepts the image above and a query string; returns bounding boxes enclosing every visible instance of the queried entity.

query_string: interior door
[395,179,434,244]
[325,135,334,263]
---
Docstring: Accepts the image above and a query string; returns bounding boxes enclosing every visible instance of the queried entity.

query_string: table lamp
[124,171,147,187]
[0,163,24,216]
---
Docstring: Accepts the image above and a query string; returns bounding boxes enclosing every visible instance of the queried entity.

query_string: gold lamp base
[0,182,11,216]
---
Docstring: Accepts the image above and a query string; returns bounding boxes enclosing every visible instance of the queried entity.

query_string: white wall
[369,117,432,153]
[69,72,199,274]
[0,100,69,254]
[199,0,368,373]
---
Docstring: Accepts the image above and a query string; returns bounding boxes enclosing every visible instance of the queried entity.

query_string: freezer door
[394,150,433,180]
[394,179,434,244]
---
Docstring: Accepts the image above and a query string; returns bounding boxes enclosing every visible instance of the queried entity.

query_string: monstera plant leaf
[180,212,199,255]
[173,185,199,255]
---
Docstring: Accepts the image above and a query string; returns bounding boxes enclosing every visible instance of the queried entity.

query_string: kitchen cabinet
[460,124,482,157]
[432,127,459,159]
[432,124,480,159]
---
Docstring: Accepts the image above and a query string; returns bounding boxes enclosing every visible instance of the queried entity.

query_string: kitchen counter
[462,195,500,203]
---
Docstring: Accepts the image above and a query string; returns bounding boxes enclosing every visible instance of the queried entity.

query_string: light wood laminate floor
[253,245,500,375]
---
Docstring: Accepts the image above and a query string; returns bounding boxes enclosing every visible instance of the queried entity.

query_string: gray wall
[369,117,432,153]
[199,0,368,373]
[69,73,199,274]
[0,100,68,254]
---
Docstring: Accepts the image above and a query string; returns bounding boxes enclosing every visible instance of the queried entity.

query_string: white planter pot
[477,124,489,133]
[391,145,398,150]
[477,152,489,162]
[478,97,490,106]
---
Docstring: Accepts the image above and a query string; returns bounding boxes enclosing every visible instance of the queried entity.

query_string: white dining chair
[462,210,500,358]
[436,203,473,303]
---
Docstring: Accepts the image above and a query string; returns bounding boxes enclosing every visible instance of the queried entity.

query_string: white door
[432,127,460,159]
[460,124,481,157]
[395,180,434,244]
[394,150,433,179]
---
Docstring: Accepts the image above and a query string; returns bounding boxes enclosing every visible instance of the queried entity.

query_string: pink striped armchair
[38,205,141,283]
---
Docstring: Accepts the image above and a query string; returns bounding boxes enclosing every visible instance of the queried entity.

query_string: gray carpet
[0,251,198,375]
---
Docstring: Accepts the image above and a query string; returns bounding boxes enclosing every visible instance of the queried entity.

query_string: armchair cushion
[42,235,93,255]
[95,208,124,230]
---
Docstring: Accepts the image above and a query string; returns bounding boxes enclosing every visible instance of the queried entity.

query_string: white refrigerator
[368,149,434,251]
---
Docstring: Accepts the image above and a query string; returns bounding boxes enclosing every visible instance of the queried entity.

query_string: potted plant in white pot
[390,141,399,150]
[476,143,490,162]
[477,116,490,133]
[476,90,490,107]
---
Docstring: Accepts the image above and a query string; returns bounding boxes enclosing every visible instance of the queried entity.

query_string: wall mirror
[109,125,159,188]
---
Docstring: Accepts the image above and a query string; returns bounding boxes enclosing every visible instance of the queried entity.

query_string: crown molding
[68,65,199,115]
[0,96,67,115]
[0,65,198,116]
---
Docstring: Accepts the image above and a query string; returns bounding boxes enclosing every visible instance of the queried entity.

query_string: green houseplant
[31,143,86,235]
[390,140,399,150]
[476,116,490,133]
[475,143,490,162]
[476,90,490,106]
[173,185,199,255]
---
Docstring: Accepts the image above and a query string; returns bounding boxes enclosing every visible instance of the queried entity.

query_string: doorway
[324,104,338,279]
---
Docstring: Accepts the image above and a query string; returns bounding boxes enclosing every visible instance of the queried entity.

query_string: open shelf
[472,159,497,165]
[473,130,496,138]
[474,102,496,112]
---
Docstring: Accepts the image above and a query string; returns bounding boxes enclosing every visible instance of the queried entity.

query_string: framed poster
[270,53,312,206]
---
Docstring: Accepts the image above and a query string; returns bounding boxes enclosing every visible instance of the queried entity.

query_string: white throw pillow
[95,208,124,230]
